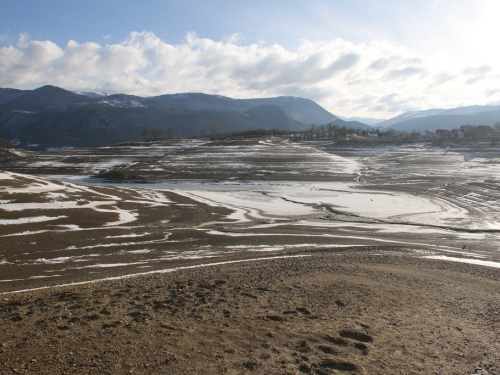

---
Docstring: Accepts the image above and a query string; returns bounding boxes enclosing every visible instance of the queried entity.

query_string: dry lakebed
[1,138,500,374]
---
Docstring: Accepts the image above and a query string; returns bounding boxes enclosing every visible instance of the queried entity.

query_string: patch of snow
[0,216,67,225]
[46,192,69,200]
[55,224,81,231]
[12,110,37,114]
[119,249,154,254]
[74,91,107,98]
[0,172,15,180]
[29,275,61,279]
[423,255,500,269]
[33,254,101,264]
[46,146,76,151]
[73,262,148,269]
[105,233,151,239]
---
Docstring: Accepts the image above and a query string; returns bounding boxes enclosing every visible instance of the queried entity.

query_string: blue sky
[1,0,499,118]
[1,0,392,46]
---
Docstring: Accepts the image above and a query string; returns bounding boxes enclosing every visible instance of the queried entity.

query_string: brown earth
[1,250,499,375]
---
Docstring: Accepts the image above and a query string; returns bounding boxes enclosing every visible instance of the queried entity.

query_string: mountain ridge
[386,110,500,133]
[1,85,90,112]
[0,85,361,149]
[381,104,500,132]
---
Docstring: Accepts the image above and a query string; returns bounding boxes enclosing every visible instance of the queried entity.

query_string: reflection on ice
[169,181,472,229]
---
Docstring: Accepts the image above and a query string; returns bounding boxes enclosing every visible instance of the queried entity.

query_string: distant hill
[0,85,346,149]
[386,111,500,133]
[331,118,372,131]
[144,93,338,125]
[1,85,90,112]
[439,105,500,116]
[380,105,500,132]
[16,104,264,148]
[0,88,26,105]
[243,105,305,131]
[339,116,385,126]
[378,109,445,128]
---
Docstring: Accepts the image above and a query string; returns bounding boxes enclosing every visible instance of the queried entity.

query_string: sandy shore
[1,250,499,374]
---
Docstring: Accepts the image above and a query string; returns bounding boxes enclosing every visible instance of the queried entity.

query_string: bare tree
[151,127,162,139]
[200,129,206,139]
[384,129,395,137]
[166,127,173,139]
[338,126,348,139]
[141,127,149,139]
[327,123,333,138]
[309,124,316,139]
[209,120,219,139]
[319,124,326,138]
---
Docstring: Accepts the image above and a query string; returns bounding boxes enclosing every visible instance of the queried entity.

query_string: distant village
[281,123,500,147]
[434,124,499,139]
[192,122,500,147]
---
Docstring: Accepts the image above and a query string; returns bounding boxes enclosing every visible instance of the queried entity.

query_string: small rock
[99,308,111,316]
[11,315,22,322]
[335,300,346,308]
[243,361,259,370]
[296,307,311,315]
[267,315,284,322]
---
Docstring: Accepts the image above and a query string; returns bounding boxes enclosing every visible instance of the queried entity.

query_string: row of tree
[141,120,220,140]
[141,120,500,142]
[209,124,373,141]
[295,123,378,140]
[140,121,379,141]
[141,126,173,139]
[139,120,500,142]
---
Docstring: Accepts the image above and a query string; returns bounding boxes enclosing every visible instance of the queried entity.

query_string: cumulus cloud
[0,31,499,117]
[433,72,455,85]
[463,65,492,76]
[463,65,493,85]
[369,57,393,70]
[384,66,424,80]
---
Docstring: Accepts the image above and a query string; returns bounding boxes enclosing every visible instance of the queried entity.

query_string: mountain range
[0,85,374,149]
[379,105,500,132]
[338,116,385,126]
[1,85,499,149]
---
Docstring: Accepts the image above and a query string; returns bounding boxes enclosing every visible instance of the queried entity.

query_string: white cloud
[221,33,243,44]
[0,31,499,118]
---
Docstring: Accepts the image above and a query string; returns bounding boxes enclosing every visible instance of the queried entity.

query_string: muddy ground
[2,139,500,374]
[1,251,499,374]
